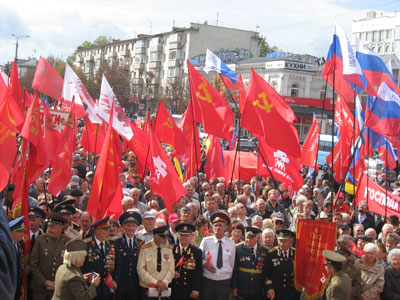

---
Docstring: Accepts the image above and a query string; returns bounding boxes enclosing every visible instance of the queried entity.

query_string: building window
[167,68,177,77]
[150,37,159,46]
[290,83,299,97]
[270,81,278,91]
[169,50,177,60]
[366,32,371,41]
[371,46,376,53]
[135,54,145,63]
[320,87,326,99]
[150,52,159,62]
[373,31,378,42]
[360,32,365,41]
[379,30,385,42]
[385,45,391,53]
[169,33,178,42]
[136,40,144,48]
[378,46,383,54]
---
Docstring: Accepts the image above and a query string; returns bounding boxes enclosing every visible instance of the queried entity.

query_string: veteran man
[9,216,26,300]
[137,225,175,300]
[322,250,352,300]
[82,217,119,300]
[30,213,70,300]
[232,226,268,300]
[171,222,202,300]
[114,211,143,300]
[199,212,236,300]
[265,229,300,300]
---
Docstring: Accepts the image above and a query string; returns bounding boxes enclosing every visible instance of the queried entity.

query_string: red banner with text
[295,219,337,300]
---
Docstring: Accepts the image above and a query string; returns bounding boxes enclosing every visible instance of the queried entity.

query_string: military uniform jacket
[52,264,97,300]
[137,240,175,288]
[30,233,70,291]
[325,270,352,300]
[81,236,120,299]
[232,242,268,298]
[171,243,202,299]
[265,247,300,300]
[15,241,25,300]
[343,258,362,300]
[114,234,143,294]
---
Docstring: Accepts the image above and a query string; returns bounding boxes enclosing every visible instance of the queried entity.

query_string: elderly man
[30,213,70,300]
[129,188,148,215]
[182,182,201,209]
[167,213,181,245]
[203,197,219,221]
[136,210,156,243]
[200,213,235,300]
[365,228,377,243]
[79,211,94,239]
[137,225,175,300]
[266,229,300,300]
[377,224,394,244]
[350,201,375,230]
[254,198,269,219]
[236,194,255,216]
[235,202,251,227]
[242,184,255,207]
[265,189,286,219]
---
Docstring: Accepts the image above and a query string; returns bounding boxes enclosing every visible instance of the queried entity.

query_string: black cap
[339,223,351,230]
[210,212,231,226]
[66,239,87,252]
[357,235,372,242]
[152,225,169,237]
[70,189,83,197]
[54,204,76,215]
[245,226,262,237]
[91,216,110,229]
[46,213,66,226]
[176,222,196,235]
[119,211,142,226]
[7,184,15,191]
[28,207,46,219]
[59,198,77,207]
[276,229,296,240]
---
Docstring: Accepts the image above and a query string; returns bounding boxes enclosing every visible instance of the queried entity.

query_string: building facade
[74,22,260,103]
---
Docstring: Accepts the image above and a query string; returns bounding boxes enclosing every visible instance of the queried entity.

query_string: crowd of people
[3,150,400,300]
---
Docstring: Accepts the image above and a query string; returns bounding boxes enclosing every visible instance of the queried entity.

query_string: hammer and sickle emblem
[163,118,173,129]
[253,92,274,113]
[7,106,16,125]
[195,82,212,104]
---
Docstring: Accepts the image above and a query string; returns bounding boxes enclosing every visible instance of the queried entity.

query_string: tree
[161,77,190,114]
[259,36,281,57]
[67,36,118,65]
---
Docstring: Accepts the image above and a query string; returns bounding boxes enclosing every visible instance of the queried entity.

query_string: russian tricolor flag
[204,49,237,84]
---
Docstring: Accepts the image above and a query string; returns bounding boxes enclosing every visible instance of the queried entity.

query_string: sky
[1,0,399,65]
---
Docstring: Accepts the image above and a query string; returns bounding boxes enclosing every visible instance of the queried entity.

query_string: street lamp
[11,34,30,62]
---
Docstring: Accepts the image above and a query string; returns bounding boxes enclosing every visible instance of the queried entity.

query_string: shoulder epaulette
[141,242,152,249]
[269,247,278,253]
[237,241,245,246]
[84,236,93,243]
[167,244,174,250]
[107,236,116,241]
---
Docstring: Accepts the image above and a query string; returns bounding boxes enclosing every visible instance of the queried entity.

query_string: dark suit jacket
[350,212,375,230]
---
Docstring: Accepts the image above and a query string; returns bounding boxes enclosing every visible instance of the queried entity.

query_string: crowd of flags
[1,21,400,226]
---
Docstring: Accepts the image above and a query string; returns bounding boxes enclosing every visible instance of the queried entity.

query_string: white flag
[62,64,102,123]
[98,75,133,140]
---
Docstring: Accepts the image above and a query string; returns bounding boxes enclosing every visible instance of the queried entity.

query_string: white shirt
[200,236,236,281]
[94,235,106,250]
[30,230,40,239]
[135,228,153,243]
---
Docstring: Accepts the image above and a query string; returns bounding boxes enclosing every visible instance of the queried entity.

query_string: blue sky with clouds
[1,0,399,65]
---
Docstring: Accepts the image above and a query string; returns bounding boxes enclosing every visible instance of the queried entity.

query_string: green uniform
[343,258,362,300]
[52,264,97,300]
[30,233,70,300]
[325,270,352,300]
[232,242,268,300]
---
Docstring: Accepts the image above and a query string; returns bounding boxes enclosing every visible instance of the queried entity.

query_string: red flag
[124,121,150,178]
[295,219,337,299]
[43,102,61,161]
[257,139,303,193]
[188,61,234,141]
[301,117,320,169]
[153,102,189,156]
[20,91,48,185]
[178,102,201,180]
[32,56,63,100]
[241,68,300,158]
[206,251,212,265]
[149,130,187,214]
[8,59,25,132]
[204,135,225,182]
[104,272,114,288]
[86,104,123,220]
[0,72,7,103]
[175,256,184,268]
[23,89,33,107]
[47,100,76,196]
[351,243,365,258]
[326,96,355,183]
[80,117,105,154]
[143,111,151,134]
[0,90,17,191]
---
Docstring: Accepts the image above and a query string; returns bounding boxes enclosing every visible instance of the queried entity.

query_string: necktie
[100,242,105,255]
[284,252,288,259]
[31,233,36,246]
[82,232,86,239]
[217,240,223,269]
[250,247,255,259]
[157,247,162,272]
[129,239,133,251]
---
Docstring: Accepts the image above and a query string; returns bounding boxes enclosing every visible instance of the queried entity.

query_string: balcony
[149,44,162,53]
[168,59,182,67]
[134,46,146,54]
[133,62,145,69]
[149,61,161,69]
[169,41,184,49]
[119,49,130,56]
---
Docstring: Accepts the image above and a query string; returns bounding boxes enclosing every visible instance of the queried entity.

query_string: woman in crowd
[376,242,389,269]
[261,228,275,249]
[354,243,385,300]
[80,179,90,198]
[52,239,100,300]
[229,221,245,245]
[194,215,210,247]
[381,248,400,299]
